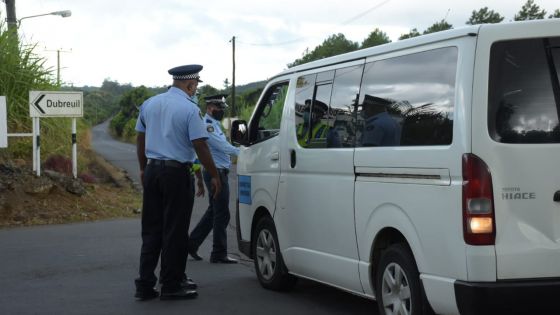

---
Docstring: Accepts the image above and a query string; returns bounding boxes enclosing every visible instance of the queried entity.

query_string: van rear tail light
[462,154,496,245]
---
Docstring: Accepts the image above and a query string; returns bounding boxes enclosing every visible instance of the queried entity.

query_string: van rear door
[473,23,560,279]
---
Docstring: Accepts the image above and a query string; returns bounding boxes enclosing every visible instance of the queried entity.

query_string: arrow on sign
[32,94,46,114]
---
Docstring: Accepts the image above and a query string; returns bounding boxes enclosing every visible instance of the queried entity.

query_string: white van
[231,19,560,315]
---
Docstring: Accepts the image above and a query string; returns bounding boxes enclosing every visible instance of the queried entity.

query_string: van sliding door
[275,61,364,292]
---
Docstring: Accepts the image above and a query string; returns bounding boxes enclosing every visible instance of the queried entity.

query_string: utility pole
[45,48,71,86]
[230,36,236,117]
[5,0,17,33]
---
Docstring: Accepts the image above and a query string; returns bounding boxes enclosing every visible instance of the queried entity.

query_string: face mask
[213,110,225,121]
[191,95,199,104]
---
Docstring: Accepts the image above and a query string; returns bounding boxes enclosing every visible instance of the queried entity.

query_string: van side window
[488,37,560,144]
[331,65,362,147]
[357,47,457,147]
[295,66,362,148]
[250,82,289,143]
[295,74,318,148]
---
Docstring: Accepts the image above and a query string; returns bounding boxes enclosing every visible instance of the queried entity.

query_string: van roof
[269,19,557,81]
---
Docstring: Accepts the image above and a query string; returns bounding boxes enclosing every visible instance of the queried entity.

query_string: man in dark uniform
[188,94,240,264]
[134,64,221,301]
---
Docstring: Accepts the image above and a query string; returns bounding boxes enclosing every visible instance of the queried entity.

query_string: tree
[118,86,152,117]
[399,28,421,40]
[82,90,118,125]
[110,86,153,140]
[361,28,391,49]
[198,84,219,99]
[101,79,132,96]
[514,0,546,21]
[287,33,359,68]
[550,9,560,18]
[423,20,453,35]
[466,7,504,24]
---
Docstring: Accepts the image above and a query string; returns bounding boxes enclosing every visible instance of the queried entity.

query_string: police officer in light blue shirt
[134,64,221,301]
[188,94,240,264]
[359,94,401,147]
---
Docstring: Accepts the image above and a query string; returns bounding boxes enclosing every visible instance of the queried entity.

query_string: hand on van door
[209,176,221,200]
[192,138,222,198]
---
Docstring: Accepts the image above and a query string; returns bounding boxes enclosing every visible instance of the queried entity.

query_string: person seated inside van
[297,99,340,148]
[359,94,401,147]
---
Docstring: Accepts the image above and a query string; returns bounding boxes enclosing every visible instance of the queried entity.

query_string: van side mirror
[231,120,248,145]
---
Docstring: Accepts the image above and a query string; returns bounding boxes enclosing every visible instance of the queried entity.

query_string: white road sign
[29,91,83,118]
[0,96,7,148]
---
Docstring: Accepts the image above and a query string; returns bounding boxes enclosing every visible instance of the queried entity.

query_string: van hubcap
[256,229,277,280]
[381,263,412,315]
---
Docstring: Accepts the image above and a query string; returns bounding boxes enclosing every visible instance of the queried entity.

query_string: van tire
[375,243,432,315]
[253,216,297,291]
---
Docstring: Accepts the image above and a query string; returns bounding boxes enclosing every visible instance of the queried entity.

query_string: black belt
[147,159,192,169]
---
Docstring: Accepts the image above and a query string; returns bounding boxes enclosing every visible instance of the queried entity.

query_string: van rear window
[488,37,560,144]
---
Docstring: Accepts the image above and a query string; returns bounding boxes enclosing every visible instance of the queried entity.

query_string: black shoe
[134,288,159,301]
[188,249,203,261]
[181,277,197,290]
[160,288,198,300]
[210,256,238,264]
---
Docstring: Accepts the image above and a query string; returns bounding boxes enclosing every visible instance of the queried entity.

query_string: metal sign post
[72,118,77,178]
[32,117,36,171]
[0,97,7,148]
[3,96,35,167]
[35,117,41,176]
[29,91,83,178]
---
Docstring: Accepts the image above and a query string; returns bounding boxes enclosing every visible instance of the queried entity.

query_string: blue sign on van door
[238,175,252,205]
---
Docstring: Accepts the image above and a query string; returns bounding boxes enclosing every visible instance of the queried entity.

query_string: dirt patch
[0,155,141,228]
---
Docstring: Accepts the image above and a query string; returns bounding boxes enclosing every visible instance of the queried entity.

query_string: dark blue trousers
[189,169,230,259]
[135,164,193,293]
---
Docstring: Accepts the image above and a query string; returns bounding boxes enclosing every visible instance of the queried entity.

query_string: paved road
[91,120,141,188]
[0,121,377,314]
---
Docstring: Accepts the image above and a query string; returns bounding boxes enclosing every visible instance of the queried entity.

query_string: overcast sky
[2,0,559,89]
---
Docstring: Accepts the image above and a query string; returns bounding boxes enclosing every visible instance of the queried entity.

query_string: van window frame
[487,37,560,144]
[357,46,458,147]
[247,80,290,145]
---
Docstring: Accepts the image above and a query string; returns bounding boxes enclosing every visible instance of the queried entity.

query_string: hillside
[235,80,267,94]
[0,154,141,227]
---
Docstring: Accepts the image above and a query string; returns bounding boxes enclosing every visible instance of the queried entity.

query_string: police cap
[168,64,203,82]
[205,94,229,109]
[363,94,392,107]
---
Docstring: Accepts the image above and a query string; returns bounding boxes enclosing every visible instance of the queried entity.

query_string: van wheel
[376,243,431,315]
[253,216,296,291]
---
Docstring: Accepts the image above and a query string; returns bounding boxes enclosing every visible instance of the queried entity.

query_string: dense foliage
[361,28,391,49]
[467,7,505,25]
[287,34,359,68]
[515,0,547,20]
[109,86,153,142]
